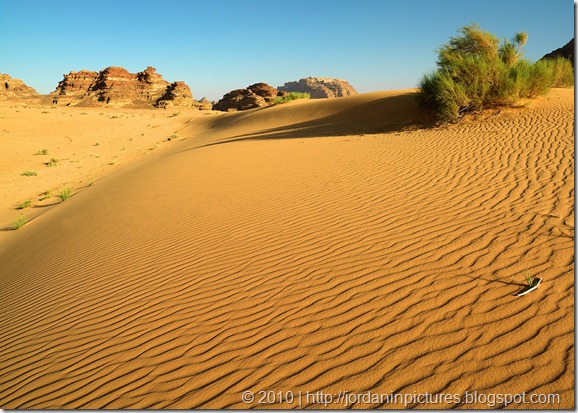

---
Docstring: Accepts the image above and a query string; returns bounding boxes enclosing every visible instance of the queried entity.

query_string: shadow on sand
[181,93,439,151]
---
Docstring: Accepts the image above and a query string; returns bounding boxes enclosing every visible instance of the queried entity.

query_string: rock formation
[214,83,284,111]
[155,81,193,108]
[0,73,41,101]
[541,38,574,66]
[278,77,358,99]
[51,70,99,104]
[51,66,198,108]
[193,97,214,111]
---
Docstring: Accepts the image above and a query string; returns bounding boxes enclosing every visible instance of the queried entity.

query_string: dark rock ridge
[214,83,287,111]
[0,73,41,101]
[278,77,358,98]
[51,66,202,108]
[541,38,574,66]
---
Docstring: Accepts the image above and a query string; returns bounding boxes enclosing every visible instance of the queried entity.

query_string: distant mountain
[278,77,358,99]
[541,38,574,66]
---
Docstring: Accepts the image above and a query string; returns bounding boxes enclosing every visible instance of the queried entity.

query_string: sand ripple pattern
[0,91,573,408]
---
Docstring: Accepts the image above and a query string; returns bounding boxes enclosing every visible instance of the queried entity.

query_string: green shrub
[39,190,52,201]
[46,158,59,167]
[544,56,574,87]
[16,200,32,209]
[34,149,48,155]
[11,215,27,230]
[59,187,71,202]
[273,92,310,105]
[521,59,553,98]
[21,171,37,177]
[417,24,574,122]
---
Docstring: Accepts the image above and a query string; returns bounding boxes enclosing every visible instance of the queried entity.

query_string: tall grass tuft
[417,24,574,122]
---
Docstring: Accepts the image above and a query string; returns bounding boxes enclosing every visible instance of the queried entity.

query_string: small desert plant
[58,187,71,202]
[274,92,311,105]
[21,171,37,177]
[523,270,535,287]
[39,190,52,201]
[169,112,181,117]
[34,149,48,155]
[16,200,32,209]
[167,133,177,141]
[41,111,49,114]
[45,158,59,167]
[11,215,28,230]
[94,142,100,146]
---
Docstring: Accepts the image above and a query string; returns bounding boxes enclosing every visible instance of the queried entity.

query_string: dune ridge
[0,89,573,408]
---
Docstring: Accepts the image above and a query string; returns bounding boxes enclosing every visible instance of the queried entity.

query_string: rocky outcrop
[278,77,358,99]
[92,66,170,106]
[541,38,574,66]
[51,70,99,104]
[0,73,41,101]
[51,66,198,108]
[193,97,214,110]
[155,81,194,108]
[214,83,283,111]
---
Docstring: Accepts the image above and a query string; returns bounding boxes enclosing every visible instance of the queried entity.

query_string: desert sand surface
[0,104,222,242]
[0,89,573,408]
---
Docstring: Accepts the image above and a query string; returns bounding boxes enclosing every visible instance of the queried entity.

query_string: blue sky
[0,0,574,100]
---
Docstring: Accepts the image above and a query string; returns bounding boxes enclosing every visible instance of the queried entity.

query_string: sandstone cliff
[51,66,197,108]
[155,81,193,108]
[278,77,358,98]
[0,73,41,101]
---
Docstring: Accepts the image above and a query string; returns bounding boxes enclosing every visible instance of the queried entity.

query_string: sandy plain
[0,88,574,408]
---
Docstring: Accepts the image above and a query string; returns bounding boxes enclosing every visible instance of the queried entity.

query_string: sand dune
[0,89,573,408]
[0,105,224,242]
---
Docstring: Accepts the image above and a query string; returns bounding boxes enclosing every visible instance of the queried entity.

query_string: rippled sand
[0,88,573,408]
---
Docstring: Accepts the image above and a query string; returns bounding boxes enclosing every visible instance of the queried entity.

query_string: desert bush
[21,171,37,177]
[59,187,71,202]
[11,215,27,230]
[418,24,573,122]
[543,56,574,88]
[274,92,310,105]
[16,200,32,209]
[46,158,59,167]
[39,190,52,201]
